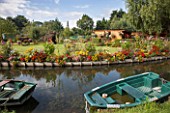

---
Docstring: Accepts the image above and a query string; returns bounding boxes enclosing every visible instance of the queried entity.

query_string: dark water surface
[0,60,170,113]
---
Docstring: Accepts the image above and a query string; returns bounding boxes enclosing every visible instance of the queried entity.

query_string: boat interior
[91,73,170,105]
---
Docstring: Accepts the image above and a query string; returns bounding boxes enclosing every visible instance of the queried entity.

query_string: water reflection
[0,60,170,113]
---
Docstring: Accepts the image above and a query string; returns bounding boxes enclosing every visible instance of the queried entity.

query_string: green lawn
[7,43,121,55]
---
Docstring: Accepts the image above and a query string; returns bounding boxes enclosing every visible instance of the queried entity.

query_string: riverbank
[1,56,170,67]
[95,101,170,113]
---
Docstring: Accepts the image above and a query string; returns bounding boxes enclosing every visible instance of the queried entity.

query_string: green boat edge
[84,72,170,108]
[0,80,37,106]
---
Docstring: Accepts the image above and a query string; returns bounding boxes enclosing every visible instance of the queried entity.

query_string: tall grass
[95,101,170,113]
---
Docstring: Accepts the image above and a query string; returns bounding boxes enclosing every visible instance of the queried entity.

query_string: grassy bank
[94,101,170,113]
[10,43,121,55]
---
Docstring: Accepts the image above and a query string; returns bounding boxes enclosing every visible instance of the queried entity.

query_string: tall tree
[72,27,84,36]
[109,9,125,21]
[77,14,94,36]
[44,18,64,43]
[13,15,29,31]
[96,18,109,30]
[0,17,17,41]
[63,27,73,38]
[110,14,134,31]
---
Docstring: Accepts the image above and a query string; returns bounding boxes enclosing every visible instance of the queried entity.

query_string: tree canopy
[0,18,17,41]
[96,18,110,30]
[126,0,170,35]
[77,14,94,35]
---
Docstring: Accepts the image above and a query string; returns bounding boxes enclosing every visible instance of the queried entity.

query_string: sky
[0,0,126,28]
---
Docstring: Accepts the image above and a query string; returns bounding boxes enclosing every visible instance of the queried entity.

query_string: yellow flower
[92,55,98,61]
[24,47,34,54]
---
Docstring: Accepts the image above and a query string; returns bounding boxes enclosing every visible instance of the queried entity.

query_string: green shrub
[0,109,15,113]
[121,40,131,50]
[1,41,13,58]
[112,39,121,47]
[92,38,101,44]
[43,43,55,55]
[85,42,96,53]
[153,38,164,50]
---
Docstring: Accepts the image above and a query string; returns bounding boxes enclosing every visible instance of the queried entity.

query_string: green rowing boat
[84,72,170,108]
[0,79,37,106]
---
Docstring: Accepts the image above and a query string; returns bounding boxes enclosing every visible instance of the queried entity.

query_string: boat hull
[84,72,170,108]
[0,80,37,106]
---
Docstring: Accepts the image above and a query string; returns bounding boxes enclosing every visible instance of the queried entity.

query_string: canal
[0,60,170,113]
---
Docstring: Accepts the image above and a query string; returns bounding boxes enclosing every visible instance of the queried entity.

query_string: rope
[85,101,90,113]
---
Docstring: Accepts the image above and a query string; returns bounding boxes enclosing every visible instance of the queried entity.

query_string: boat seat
[121,84,145,99]
[137,86,152,94]
[0,90,13,98]
[105,97,116,104]
[92,93,115,105]
[10,85,30,100]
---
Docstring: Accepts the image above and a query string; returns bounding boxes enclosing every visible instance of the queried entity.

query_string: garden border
[0,56,170,68]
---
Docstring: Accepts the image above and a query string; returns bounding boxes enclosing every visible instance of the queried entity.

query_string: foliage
[95,102,170,113]
[121,40,131,50]
[153,38,164,50]
[30,27,40,42]
[62,27,73,38]
[92,38,101,44]
[126,0,170,34]
[43,18,64,43]
[13,15,29,31]
[0,18,17,41]
[22,48,47,62]
[72,27,84,36]
[0,38,170,63]
[45,55,56,62]
[112,39,121,47]
[77,14,94,35]
[0,109,15,113]
[110,14,134,31]
[43,43,55,55]
[0,41,13,58]
[96,18,110,30]
[109,9,125,21]
[85,42,96,55]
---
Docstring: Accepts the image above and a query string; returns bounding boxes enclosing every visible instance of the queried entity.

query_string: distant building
[93,29,131,41]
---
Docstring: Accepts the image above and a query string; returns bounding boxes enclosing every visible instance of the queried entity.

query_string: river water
[0,60,170,113]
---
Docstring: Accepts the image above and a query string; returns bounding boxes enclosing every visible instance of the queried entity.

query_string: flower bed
[0,39,170,67]
[0,50,170,67]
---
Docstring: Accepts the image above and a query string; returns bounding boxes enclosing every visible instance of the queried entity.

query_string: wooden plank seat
[10,85,31,100]
[92,93,115,105]
[0,90,13,98]
[121,84,145,99]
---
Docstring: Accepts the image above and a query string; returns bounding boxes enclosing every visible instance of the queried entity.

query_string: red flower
[20,57,25,62]
[87,55,92,61]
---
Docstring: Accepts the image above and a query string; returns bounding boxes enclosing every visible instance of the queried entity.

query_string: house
[93,29,131,41]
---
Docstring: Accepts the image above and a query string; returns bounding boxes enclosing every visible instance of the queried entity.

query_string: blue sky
[0,0,126,28]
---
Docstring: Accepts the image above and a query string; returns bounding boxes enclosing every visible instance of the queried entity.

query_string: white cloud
[0,0,29,17]
[0,0,96,28]
[0,0,59,22]
[60,11,84,28]
[74,5,90,9]
[54,0,60,4]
